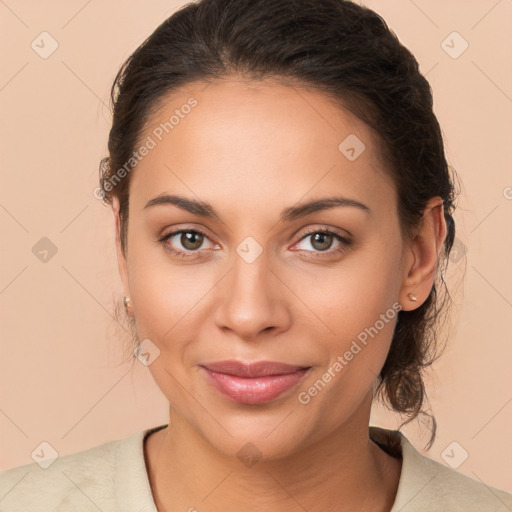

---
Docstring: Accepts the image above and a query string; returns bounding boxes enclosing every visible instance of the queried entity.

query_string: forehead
[129,78,397,218]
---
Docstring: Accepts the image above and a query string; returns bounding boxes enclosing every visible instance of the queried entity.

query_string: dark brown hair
[99,0,460,448]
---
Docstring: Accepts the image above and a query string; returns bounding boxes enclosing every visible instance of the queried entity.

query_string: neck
[145,397,402,512]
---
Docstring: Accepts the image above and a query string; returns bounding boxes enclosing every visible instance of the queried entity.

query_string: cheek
[128,259,208,403]
[299,297,399,431]
[305,244,402,398]
[126,229,213,340]
[309,244,402,344]
[323,295,398,392]
[130,271,210,349]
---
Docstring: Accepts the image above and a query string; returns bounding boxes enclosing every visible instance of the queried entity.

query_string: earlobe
[399,198,447,311]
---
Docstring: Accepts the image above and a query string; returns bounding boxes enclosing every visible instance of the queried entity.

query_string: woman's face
[114,78,415,459]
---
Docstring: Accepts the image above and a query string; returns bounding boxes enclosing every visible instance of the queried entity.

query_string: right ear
[112,196,132,314]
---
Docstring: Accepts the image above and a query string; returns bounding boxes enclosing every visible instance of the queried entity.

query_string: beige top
[1,424,511,511]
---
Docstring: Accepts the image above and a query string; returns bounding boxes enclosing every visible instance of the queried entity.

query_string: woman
[1,0,511,510]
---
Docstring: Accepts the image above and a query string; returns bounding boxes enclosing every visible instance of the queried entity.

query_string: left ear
[399,196,448,311]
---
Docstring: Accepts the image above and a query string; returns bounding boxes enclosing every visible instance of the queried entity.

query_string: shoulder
[401,451,512,511]
[0,432,138,511]
[370,427,512,512]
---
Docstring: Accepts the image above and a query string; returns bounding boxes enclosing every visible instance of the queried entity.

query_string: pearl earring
[408,293,418,302]
[123,296,132,314]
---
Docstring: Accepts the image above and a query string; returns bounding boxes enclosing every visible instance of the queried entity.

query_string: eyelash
[158,227,352,260]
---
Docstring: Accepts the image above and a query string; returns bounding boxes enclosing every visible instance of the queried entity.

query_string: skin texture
[113,78,447,511]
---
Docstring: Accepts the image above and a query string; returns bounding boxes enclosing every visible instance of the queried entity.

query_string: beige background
[1,0,511,494]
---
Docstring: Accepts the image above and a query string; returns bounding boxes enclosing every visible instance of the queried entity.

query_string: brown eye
[158,228,218,259]
[293,228,352,258]
[179,231,204,251]
[310,232,334,251]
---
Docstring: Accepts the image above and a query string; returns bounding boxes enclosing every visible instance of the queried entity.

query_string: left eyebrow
[280,196,371,222]
[143,194,371,222]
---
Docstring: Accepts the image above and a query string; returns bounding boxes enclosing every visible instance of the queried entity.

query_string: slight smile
[199,360,312,405]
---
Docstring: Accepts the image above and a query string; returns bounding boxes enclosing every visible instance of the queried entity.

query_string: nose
[213,249,292,341]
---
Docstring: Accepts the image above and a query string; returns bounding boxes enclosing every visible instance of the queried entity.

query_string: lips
[200,360,311,405]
